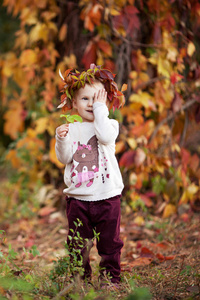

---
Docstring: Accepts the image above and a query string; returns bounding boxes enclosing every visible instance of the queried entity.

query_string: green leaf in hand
[60,114,83,123]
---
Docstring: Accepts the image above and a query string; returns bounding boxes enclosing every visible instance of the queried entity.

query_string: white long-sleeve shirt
[55,102,124,201]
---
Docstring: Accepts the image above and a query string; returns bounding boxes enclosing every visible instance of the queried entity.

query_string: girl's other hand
[94,88,107,105]
[57,124,69,137]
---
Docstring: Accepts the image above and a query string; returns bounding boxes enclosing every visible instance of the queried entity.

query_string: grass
[0,207,200,299]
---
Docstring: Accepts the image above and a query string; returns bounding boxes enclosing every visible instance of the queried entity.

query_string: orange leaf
[59,24,67,42]
[97,40,112,57]
[5,149,21,168]
[121,83,128,92]
[131,257,152,267]
[162,204,176,218]
[3,100,25,139]
[49,138,65,169]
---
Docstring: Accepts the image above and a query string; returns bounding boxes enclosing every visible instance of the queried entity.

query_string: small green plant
[49,219,100,292]
[151,175,167,195]
[126,280,152,300]
[60,114,83,123]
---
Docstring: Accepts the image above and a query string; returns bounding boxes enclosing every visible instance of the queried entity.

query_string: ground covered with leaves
[0,206,199,300]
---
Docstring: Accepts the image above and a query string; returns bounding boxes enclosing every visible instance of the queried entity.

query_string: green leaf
[29,245,40,257]
[60,114,69,120]
[65,88,71,99]
[60,114,82,123]
[67,115,76,123]
[72,115,83,123]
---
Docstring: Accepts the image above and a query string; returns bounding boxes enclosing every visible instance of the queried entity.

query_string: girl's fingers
[57,124,69,137]
[95,89,107,103]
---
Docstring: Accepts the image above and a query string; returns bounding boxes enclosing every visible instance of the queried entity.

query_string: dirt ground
[1,208,200,299]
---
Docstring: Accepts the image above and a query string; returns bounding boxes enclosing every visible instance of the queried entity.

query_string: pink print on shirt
[72,136,99,188]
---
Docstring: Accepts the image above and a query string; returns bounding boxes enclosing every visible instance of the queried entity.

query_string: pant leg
[66,197,94,279]
[94,196,124,283]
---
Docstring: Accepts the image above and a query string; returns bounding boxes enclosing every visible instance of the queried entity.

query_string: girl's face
[73,82,105,122]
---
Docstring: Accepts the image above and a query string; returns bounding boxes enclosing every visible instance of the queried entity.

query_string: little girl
[55,64,125,285]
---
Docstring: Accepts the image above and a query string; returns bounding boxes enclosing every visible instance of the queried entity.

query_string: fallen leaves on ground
[0,208,200,299]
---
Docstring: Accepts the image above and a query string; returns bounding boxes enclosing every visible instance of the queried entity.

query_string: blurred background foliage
[0,0,200,222]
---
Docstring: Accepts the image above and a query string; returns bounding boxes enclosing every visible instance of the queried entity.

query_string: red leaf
[140,247,154,258]
[25,239,35,248]
[82,41,97,69]
[165,255,176,261]
[156,242,170,249]
[170,73,183,84]
[124,6,139,15]
[119,150,136,168]
[140,194,153,207]
[156,253,165,261]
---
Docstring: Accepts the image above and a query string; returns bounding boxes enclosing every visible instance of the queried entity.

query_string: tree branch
[149,98,198,143]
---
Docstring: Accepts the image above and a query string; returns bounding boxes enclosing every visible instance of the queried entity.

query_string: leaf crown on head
[58,63,126,111]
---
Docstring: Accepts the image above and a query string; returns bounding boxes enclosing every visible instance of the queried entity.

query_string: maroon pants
[66,195,123,283]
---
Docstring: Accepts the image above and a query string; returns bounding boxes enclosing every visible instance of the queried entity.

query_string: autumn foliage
[1,0,200,219]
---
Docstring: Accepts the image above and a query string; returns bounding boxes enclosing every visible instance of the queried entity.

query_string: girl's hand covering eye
[94,89,107,105]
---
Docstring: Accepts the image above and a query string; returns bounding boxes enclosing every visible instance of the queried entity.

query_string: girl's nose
[88,98,93,106]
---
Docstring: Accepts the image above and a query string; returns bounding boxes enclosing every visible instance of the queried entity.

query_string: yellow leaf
[127,138,137,150]
[187,42,195,57]
[115,140,126,154]
[167,47,178,62]
[109,8,120,16]
[14,30,28,50]
[129,91,151,108]
[187,183,198,195]
[179,190,188,204]
[20,49,37,66]
[158,55,171,78]
[134,216,145,226]
[2,52,17,77]
[34,117,48,134]
[163,204,176,218]
[20,7,38,26]
[59,24,68,42]
[49,138,65,168]
[129,71,138,79]
[29,23,48,43]
[179,183,199,204]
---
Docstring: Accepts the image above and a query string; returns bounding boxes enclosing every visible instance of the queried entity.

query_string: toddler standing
[55,64,125,285]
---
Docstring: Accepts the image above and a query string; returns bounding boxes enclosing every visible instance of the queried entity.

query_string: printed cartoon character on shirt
[72,135,99,188]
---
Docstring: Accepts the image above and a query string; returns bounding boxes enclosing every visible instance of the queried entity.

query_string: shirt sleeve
[55,127,73,164]
[93,102,119,144]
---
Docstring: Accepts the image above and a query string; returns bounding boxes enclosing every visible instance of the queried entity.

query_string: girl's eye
[82,97,88,100]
